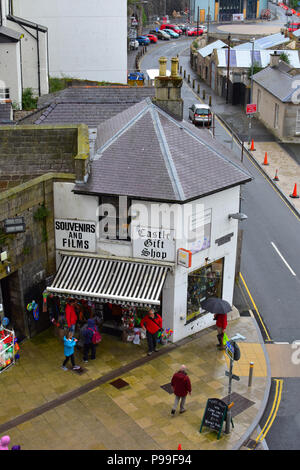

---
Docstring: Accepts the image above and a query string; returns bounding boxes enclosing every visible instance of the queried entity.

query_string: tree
[279,52,290,64]
[248,62,263,79]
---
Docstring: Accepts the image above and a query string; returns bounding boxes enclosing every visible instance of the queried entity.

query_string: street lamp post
[248,37,255,145]
[226,35,231,104]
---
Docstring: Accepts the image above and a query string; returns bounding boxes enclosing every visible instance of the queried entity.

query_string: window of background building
[186,258,224,324]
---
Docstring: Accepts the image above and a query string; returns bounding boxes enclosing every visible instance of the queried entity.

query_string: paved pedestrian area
[0,315,268,450]
[247,142,300,213]
[217,24,281,35]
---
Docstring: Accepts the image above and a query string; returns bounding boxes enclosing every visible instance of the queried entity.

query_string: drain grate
[221,392,255,417]
[161,383,173,394]
[244,439,258,449]
[240,310,251,317]
[110,378,130,390]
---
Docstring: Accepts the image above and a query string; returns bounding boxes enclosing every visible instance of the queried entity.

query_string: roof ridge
[149,105,185,201]
[94,100,150,157]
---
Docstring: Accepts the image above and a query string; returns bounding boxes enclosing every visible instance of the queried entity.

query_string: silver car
[188,104,212,126]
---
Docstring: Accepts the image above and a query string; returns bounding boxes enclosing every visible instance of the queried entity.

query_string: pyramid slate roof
[74,99,251,202]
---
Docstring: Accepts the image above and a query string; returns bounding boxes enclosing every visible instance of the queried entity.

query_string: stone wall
[0,126,78,191]
[0,123,90,337]
[0,173,74,337]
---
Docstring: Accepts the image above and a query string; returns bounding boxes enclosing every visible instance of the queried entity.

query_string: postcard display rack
[0,327,16,373]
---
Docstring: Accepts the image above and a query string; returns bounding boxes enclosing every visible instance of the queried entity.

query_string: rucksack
[88,327,102,345]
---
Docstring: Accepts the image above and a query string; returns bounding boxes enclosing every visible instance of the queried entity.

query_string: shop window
[186,258,224,324]
[98,195,131,241]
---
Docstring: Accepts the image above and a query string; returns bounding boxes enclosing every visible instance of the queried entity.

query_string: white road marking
[271,242,296,276]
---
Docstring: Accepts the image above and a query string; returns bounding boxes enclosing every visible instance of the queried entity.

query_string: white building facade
[52,180,242,342]
[12,0,127,84]
[0,0,49,108]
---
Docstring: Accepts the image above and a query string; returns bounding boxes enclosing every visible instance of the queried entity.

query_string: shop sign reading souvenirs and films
[55,219,96,253]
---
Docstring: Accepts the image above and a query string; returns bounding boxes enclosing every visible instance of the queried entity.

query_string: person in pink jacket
[0,435,10,450]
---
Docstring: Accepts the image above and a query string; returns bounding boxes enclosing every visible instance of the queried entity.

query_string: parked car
[187,28,203,36]
[177,24,189,33]
[164,28,179,38]
[160,23,182,35]
[287,21,300,29]
[188,104,212,126]
[149,29,170,40]
[136,36,150,45]
[260,9,271,20]
[146,34,158,43]
[129,39,139,50]
[198,24,207,33]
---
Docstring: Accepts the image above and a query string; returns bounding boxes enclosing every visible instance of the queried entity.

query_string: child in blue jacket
[61,331,80,371]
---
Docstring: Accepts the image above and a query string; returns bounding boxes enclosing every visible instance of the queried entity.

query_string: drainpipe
[36,25,41,96]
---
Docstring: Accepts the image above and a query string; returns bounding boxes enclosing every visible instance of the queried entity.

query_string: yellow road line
[255,379,283,445]
[239,272,272,342]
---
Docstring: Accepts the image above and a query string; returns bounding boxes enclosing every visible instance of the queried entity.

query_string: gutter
[7,14,48,97]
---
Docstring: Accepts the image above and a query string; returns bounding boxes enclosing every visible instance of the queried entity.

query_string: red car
[160,24,182,35]
[146,34,158,43]
[187,28,203,36]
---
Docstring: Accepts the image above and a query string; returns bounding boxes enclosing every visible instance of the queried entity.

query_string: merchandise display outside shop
[43,292,172,346]
[186,258,224,324]
[0,322,20,374]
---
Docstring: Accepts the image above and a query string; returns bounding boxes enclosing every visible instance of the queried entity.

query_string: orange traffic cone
[250,139,255,151]
[290,183,299,199]
[178,444,182,450]
[273,169,279,181]
[263,152,269,165]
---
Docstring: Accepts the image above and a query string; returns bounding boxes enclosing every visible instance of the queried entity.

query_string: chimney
[152,56,183,121]
[270,51,280,68]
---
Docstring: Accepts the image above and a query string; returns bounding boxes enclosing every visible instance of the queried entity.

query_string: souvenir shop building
[47,88,251,342]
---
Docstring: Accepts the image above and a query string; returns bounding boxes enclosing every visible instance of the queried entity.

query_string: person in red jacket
[140,309,162,356]
[214,313,228,350]
[65,299,77,334]
[171,365,192,415]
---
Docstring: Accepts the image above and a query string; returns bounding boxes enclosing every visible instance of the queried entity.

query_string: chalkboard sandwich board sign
[199,398,228,439]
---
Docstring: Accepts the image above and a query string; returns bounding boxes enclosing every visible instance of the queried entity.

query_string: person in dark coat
[171,365,192,415]
[82,318,98,363]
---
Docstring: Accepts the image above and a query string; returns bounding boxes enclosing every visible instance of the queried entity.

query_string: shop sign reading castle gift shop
[133,227,175,262]
[55,219,96,253]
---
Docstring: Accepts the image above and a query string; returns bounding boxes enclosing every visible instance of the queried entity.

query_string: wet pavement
[0,314,269,450]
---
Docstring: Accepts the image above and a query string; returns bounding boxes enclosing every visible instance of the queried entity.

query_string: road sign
[225,341,235,361]
[246,103,257,114]
[225,370,240,381]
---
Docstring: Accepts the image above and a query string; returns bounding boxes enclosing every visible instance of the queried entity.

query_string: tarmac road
[139,33,300,449]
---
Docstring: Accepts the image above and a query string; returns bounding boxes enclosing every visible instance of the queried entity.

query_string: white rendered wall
[0,41,22,107]
[13,0,127,84]
[53,183,241,342]
[166,187,241,342]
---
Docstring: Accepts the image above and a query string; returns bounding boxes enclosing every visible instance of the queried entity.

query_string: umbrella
[200,297,232,314]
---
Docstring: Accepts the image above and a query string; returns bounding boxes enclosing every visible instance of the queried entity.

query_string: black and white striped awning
[47,254,170,307]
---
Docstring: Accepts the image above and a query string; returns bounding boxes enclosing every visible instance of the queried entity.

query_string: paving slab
[0,315,269,450]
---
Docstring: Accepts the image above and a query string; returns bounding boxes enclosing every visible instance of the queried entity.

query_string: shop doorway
[0,271,27,342]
